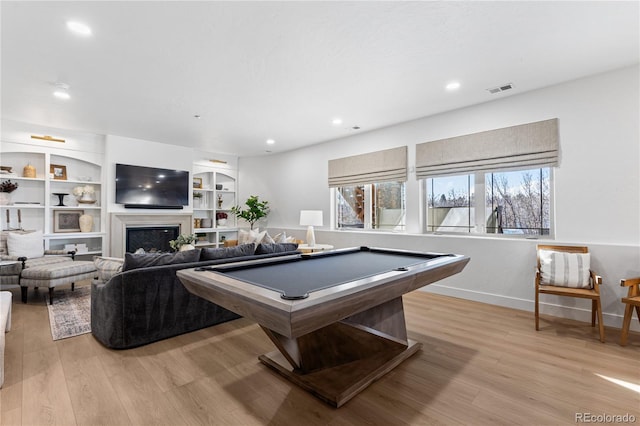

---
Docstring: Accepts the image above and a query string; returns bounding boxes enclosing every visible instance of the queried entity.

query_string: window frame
[422,167,555,238]
[334,181,407,232]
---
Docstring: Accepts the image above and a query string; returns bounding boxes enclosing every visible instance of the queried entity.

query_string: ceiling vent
[487,83,514,94]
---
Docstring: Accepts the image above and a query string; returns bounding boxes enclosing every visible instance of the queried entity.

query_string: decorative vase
[0,192,11,206]
[179,244,195,251]
[217,218,227,227]
[80,192,94,202]
[23,164,36,178]
[79,214,93,232]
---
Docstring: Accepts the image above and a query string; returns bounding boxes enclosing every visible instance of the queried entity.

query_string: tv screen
[115,163,189,208]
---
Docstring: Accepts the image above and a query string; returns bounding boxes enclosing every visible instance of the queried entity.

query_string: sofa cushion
[255,243,299,255]
[200,243,255,261]
[7,230,44,258]
[123,249,202,271]
[93,256,124,283]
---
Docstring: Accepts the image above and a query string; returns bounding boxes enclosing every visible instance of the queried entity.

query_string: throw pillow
[201,243,255,261]
[262,231,275,244]
[7,230,44,258]
[255,243,299,255]
[272,232,287,244]
[238,228,266,246]
[93,256,124,283]
[539,250,591,288]
[123,249,202,271]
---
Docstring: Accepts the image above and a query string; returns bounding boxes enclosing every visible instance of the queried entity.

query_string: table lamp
[299,210,323,247]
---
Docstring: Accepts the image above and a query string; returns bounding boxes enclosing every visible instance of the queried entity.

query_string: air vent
[487,83,513,94]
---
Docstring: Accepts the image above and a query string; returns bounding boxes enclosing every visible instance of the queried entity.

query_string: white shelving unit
[0,147,106,257]
[192,166,237,247]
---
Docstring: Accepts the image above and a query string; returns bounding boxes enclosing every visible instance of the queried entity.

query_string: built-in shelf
[0,145,106,255]
[193,167,238,247]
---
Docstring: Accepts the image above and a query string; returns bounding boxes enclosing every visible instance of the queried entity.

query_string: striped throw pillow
[539,250,591,288]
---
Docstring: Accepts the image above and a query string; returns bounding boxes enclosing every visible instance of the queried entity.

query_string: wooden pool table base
[259,340,421,408]
[258,296,422,407]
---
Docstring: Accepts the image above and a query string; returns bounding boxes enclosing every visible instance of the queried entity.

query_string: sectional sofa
[91,242,298,349]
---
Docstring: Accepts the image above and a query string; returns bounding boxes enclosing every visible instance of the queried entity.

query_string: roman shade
[415,119,559,179]
[328,146,407,187]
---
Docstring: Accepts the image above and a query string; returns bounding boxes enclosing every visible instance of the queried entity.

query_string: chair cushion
[539,250,591,288]
[6,230,44,258]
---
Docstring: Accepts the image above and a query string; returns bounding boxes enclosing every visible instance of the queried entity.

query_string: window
[425,168,551,236]
[426,175,475,233]
[336,182,406,230]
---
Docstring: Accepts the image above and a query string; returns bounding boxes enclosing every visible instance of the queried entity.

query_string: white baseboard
[422,284,640,332]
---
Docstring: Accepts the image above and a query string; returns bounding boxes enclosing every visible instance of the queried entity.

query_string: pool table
[177,246,469,407]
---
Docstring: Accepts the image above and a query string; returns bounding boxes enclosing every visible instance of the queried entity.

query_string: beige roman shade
[328,146,407,187]
[415,119,559,179]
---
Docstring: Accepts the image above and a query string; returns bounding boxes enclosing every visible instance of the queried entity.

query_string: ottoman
[20,261,97,304]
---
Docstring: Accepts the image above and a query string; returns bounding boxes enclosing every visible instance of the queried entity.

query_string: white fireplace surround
[110,213,192,258]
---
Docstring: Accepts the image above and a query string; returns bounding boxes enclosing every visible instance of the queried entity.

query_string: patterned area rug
[47,286,91,341]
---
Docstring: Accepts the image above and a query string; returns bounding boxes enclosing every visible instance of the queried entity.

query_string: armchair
[619,277,640,346]
[535,244,604,342]
[0,230,75,289]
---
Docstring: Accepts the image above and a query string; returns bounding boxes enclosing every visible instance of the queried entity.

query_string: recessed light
[266,139,275,145]
[332,118,343,125]
[52,82,70,100]
[193,115,201,119]
[446,81,461,91]
[53,90,70,100]
[67,21,92,36]
[352,126,361,130]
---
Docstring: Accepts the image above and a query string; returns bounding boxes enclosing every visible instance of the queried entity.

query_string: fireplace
[110,213,192,258]
[126,226,179,253]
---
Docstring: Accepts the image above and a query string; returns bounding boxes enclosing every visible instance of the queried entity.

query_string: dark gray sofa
[91,243,298,349]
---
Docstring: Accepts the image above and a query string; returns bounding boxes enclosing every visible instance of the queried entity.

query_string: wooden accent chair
[535,245,604,342]
[619,277,640,346]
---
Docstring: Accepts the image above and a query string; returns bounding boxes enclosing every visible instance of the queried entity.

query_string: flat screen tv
[115,163,189,209]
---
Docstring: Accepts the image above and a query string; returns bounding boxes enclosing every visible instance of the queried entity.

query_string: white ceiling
[1,1,638,157]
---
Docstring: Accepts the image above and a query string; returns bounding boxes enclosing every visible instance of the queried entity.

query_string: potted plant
[169,233,197,251]
[216,211,228,226]
[231,195,270,230]
[0,180,18,205]
[193,191,203,208]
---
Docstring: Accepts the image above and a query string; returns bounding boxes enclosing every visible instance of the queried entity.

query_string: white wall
[238,65,640,331]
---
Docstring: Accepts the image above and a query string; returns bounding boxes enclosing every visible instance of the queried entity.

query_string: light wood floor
[1,283,638,425]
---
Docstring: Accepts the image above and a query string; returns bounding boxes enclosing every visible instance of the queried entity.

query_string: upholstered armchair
[0,230,75,289]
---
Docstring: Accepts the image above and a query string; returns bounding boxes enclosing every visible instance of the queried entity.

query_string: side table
[297,244,334,253]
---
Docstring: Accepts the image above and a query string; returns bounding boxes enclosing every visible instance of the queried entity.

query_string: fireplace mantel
[110,213,192,258]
